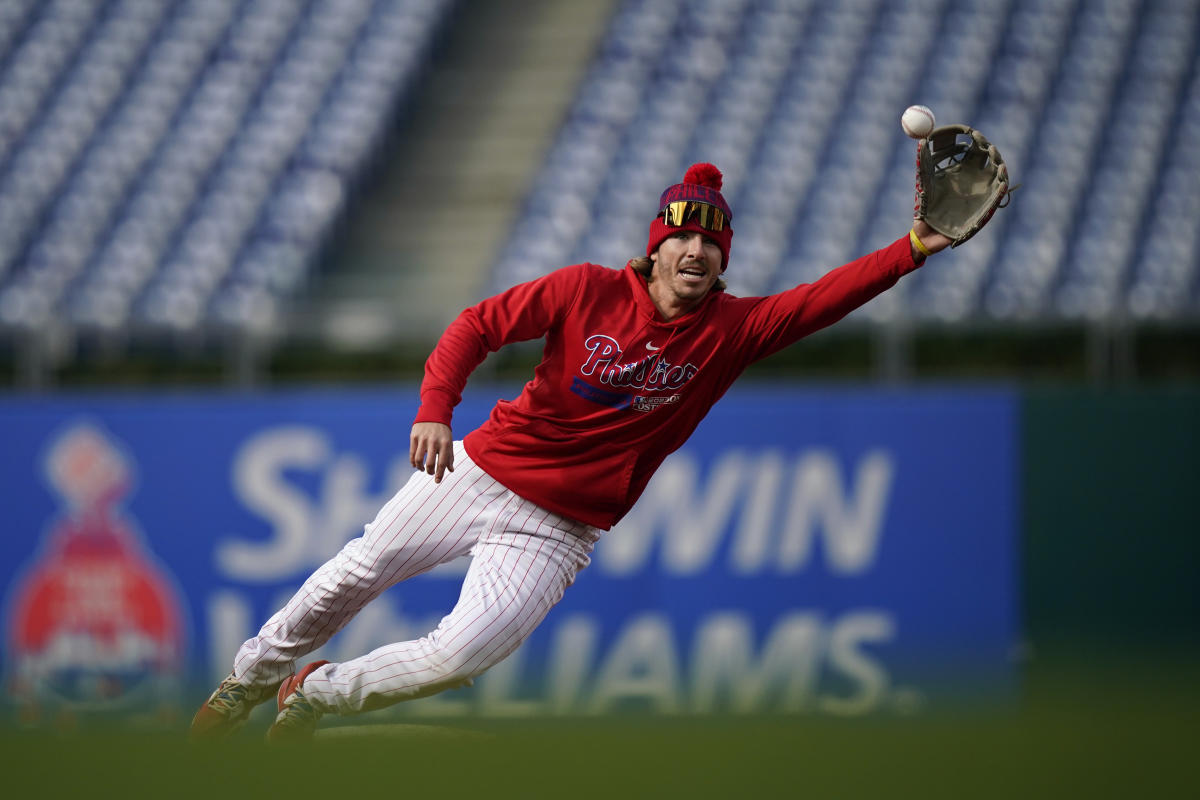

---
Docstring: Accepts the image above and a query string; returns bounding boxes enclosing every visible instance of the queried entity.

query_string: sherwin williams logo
[5,424,185,724]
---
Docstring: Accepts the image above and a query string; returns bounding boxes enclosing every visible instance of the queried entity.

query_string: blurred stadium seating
[493,0,1200,325]
[0,0,451,341]
[0,0,1197,383]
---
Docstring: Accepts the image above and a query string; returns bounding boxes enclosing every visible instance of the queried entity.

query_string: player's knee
[426,648,481,685]
[425,639,507,687]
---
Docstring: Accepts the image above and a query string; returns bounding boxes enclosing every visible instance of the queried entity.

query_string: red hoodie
[415,235,920,529]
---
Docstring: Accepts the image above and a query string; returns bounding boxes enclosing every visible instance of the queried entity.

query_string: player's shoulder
[707,287,759,315]
[578,262,626,280]
[542,262,623,282]
[554,262,631,295]
[526,263,628,310]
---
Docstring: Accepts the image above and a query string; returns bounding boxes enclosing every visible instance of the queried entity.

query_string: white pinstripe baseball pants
[230,442,600,716]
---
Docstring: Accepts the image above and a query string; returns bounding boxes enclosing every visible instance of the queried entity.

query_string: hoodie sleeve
[734,236,920,363]
[414,265,587,425]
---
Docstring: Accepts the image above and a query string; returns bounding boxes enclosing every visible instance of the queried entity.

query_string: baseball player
[190,162,958,742]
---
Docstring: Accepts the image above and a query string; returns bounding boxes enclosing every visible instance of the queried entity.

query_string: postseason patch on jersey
[631,394,681,413]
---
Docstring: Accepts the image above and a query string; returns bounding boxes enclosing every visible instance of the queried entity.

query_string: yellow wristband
[909,227,933,258]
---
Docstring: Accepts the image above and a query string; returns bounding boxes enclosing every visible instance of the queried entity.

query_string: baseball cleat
[189,673,282,741]
[266,660,330,743]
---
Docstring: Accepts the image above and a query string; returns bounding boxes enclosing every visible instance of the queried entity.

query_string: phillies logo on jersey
[5,423,186,724]
[580,334,699,392]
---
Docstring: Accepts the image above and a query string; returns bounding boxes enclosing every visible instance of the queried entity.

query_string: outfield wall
[0,385,1192,724]
[1021,387,1200,651]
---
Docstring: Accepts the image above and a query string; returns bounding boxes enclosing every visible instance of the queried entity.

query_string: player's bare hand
[912,219,952,259]
[410,422,454,483]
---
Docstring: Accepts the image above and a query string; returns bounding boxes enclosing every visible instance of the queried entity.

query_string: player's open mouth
[679,266,707,281]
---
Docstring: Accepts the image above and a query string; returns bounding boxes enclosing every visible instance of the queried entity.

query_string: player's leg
[191,443,499,738]
[282,502,599,721]
[232,442,503,686]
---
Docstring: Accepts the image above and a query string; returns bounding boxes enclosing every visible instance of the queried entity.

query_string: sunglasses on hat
[661,200,728,232]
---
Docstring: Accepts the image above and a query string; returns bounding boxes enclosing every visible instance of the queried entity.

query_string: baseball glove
[914,124,1013,247]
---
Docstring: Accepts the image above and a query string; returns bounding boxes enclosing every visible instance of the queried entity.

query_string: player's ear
[650,250,658,264]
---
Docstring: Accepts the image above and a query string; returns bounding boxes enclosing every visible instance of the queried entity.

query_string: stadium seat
[2,0,1198,346]
[0,0,454,336]
[490,0,1200,328]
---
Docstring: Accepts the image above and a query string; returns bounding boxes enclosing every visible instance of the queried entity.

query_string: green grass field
[3,652,1195,799]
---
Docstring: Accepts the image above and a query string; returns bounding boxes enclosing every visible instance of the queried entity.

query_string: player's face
[648,231,722,317]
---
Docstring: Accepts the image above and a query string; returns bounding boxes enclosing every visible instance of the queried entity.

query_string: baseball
[901,105,936,139]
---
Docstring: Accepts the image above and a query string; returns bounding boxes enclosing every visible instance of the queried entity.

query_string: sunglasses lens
[663,201,726,231]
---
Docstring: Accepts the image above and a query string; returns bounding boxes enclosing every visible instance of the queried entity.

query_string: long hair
[628,256,727,292]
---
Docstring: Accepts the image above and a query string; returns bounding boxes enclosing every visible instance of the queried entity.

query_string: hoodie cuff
[413,387,456,426]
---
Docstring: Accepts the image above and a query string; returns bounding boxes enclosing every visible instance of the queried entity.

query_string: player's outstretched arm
[410,421,454,483]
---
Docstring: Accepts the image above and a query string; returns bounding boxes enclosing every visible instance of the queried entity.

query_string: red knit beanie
[646,162,734,270]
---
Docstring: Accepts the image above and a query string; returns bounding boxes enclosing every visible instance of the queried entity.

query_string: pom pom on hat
[646,163,734,270]
[683,162,723,191]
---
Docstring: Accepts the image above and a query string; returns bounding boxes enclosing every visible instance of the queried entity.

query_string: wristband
[909,227,933,258]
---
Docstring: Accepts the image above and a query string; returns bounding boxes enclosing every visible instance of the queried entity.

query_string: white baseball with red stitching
[901,105,936,139]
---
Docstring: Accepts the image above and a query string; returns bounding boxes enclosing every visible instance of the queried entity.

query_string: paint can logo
[5,424,186,725]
